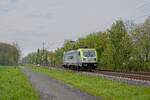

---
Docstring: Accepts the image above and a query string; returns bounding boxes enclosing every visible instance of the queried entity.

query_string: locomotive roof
[64,48,96,54]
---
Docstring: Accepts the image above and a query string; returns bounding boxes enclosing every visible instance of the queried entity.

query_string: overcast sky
[0,0,150,56]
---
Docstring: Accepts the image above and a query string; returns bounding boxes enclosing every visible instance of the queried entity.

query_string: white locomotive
[63,48,97,70]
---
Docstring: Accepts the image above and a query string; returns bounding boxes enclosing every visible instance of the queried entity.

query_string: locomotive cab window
[83,50,96,57]
[78,52,80,56]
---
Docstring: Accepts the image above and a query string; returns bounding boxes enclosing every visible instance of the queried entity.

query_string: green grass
[30,66,150,100]
[0,66,39,100]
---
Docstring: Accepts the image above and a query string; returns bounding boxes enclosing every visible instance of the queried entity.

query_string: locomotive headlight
[84,64,87,66]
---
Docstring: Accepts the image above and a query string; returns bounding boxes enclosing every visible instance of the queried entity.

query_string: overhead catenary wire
[46,41,65,51]
[132,14,150,21]
[136,1,150,9]
[131,0,150,22]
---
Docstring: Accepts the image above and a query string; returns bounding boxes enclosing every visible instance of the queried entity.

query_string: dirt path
[21,67,101,100]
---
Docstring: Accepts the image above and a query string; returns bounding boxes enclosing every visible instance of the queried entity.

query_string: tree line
[0,42,20,66]
[23,17,150,71]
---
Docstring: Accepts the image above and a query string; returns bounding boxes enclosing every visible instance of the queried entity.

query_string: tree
[0,42,20,65]
[142,17,150,62]
[36,48,40,64]
[101,40,114,70]
[109,19,133,70]
[131,17,150,70]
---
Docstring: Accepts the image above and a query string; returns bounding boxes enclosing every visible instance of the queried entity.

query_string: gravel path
[21,67,101,100]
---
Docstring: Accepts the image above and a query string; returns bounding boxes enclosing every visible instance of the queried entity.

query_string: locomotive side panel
[63,50,81,67]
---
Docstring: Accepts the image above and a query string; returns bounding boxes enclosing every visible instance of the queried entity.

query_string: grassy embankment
[30,66,150,100]
[0,66,39,100]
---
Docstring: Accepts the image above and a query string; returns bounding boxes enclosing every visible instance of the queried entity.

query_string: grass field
[0,66,39,100]
[31,66,150,100]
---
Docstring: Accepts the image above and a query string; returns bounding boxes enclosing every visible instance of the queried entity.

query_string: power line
[46,41,64,50]
[133,0,150,22]
[136,1,150,9]
[133,14,150,21]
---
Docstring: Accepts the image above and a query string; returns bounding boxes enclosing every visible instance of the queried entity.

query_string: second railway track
[92,70,150,81]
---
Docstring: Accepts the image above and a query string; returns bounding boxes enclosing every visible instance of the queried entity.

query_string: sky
[0,0,150,56]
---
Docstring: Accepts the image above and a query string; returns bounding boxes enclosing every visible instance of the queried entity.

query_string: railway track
[61,66,150,82]
[41,66,150,86]
[92,70,150,81]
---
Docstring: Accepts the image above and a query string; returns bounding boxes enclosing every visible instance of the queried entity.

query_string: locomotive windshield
[83,50,96,57]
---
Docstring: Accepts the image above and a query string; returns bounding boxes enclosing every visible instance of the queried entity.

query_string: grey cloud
[0,0,149,56]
